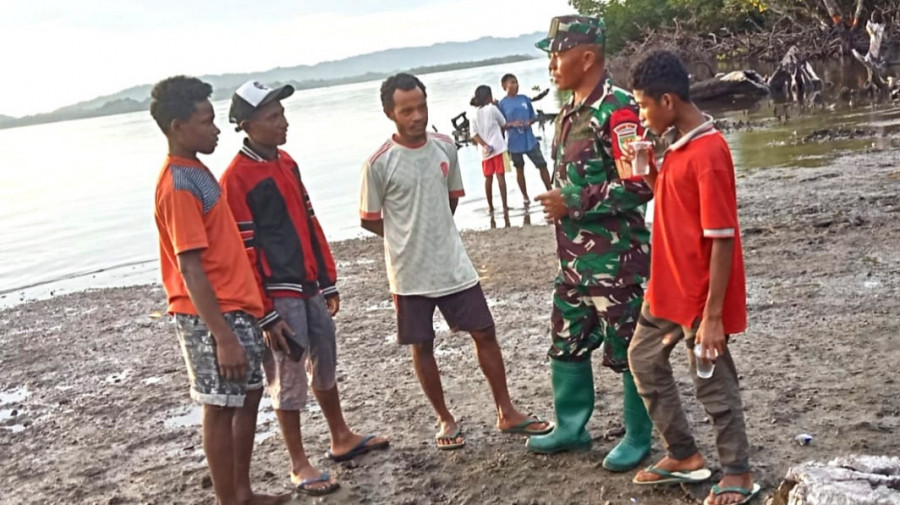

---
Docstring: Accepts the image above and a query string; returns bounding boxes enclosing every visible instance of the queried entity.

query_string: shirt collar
[664,114,716,151]
[241,138,278,162]
[563,71,613,115]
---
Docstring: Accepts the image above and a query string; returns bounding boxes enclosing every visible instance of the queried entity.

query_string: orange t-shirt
[647,125,747,334]
[154,155,263,318]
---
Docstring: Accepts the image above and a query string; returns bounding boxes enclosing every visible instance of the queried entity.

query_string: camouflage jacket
[551,73,652,290]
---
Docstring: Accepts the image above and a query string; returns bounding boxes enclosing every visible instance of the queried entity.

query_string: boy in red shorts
[625,51,759,505]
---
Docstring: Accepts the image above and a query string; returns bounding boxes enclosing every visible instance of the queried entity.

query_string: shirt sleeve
[559,107,653,220]
[697,143,739,238]
[359,159,384,220]
[220,168,280,328]
[447,147,465,198]
[493,105,506,128]
[470,110,482,138]
[527,98,537,121]
[157,186,208,255]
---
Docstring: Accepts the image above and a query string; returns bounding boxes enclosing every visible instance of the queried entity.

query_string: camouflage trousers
[174,311,265,407]
[549,281,644,371]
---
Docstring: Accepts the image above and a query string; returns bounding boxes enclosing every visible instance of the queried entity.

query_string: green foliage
[570,0,685,53]
[567,0,819,53]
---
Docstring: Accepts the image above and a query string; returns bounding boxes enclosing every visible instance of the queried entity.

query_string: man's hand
[695,316,726,362]
[326,295,340,317]
[534,189,567,222]
[264,320,293,354]
[215,331,249,382]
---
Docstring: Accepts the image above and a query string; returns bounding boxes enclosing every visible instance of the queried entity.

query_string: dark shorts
[510,145,547,169]
[393,283,495,345]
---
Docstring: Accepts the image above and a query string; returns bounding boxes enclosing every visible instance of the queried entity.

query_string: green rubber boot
[602,371,653,471]
[527,358,594,454]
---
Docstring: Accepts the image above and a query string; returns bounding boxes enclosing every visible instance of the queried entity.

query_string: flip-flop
[703,483,761,505]
[632,466,713,486]
[295,472,340,497]
[325,434,390,462]
[435,425,465,451]
[500,416,553,435]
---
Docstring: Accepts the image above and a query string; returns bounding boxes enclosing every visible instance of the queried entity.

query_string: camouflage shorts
[174,311,265,407]
[549,281,644,371]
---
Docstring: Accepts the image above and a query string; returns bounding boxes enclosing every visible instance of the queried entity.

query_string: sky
[0,0,574,117]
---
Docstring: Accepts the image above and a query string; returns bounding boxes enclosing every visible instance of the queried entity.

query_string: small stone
[201,475,213,489]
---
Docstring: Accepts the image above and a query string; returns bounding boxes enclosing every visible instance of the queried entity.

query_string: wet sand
[2,147,899,504]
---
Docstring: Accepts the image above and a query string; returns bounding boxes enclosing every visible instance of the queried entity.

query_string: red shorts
[481,153,507,177]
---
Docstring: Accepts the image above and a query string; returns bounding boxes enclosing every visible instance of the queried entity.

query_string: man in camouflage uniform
[528,15,654,472]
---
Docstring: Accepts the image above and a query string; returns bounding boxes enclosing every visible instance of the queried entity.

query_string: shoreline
[2,146,900,504]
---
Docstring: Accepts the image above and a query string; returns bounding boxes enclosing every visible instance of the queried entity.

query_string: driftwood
[765,455,900,505]
[767,46,823,99]
[691,70,770,102]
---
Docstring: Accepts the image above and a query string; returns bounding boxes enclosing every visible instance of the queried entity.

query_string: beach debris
[794,433,814,446]
[765,455,900,505]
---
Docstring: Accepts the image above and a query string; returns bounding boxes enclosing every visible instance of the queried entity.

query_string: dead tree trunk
[690,71,770,102]
[851,18,889,89]
[767,46,823,100]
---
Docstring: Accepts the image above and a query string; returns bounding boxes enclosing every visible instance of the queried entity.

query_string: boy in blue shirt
[498,74,553,206]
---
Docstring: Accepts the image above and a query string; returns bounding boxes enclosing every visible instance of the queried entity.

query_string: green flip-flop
[500,416,553,435]
[435,425,465,451]
[632,466,713,486]
[703,483,761,505]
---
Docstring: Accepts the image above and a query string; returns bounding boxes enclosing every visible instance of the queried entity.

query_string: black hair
[470,85,493,107]
[501,73,516,86]
[150,76,213,133]
[630,50,691,102]
[380,73,427,110]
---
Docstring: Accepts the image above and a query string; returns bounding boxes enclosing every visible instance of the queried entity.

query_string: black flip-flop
[325,434,390,462]
[296,472,340,497]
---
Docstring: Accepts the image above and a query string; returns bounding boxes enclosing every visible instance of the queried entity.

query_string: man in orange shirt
[151,76,288,505]
[625,52,758,505]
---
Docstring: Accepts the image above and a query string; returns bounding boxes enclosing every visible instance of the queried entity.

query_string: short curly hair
[150,76,213,133]
[380,73,427,110]
[630,50,690,102]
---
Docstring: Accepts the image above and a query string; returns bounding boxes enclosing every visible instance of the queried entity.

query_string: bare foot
[497,411,551,434]
[633,453,707,483]
[242,492,292,505]
[707,473,755,505]
[329,432,389,459]
[435,419,464,448]
[291,465,337,495]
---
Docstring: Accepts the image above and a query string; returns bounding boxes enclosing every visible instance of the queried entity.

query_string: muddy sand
[2,148,899,505]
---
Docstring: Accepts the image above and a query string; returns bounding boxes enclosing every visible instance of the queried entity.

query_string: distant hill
[0,32,543,131]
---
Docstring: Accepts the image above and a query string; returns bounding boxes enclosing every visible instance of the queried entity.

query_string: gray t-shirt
[359,133,479,297]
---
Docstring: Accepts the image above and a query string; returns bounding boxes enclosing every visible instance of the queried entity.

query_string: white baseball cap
[229,80,294,130]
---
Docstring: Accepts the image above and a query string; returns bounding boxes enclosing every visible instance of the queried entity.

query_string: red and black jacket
[220,140,338,328]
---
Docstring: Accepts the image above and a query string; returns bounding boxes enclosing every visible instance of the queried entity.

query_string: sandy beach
[2,146,899,505]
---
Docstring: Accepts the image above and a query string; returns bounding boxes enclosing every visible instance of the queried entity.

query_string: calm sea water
[1,58,898,307]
